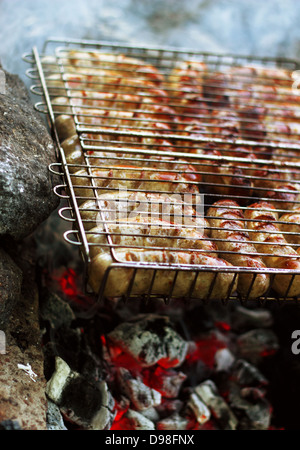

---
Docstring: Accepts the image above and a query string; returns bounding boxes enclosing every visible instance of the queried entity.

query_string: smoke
[1,0,300,86]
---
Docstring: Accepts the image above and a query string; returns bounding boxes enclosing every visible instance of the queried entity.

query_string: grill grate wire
[24,38,300,306]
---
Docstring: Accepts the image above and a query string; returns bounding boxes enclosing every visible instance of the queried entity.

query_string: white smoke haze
[1,0,300,85]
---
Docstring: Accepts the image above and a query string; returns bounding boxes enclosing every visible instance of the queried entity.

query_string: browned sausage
[207,199,270,298]
[244,201,300,297]
[88,248,237,300]
[278,206,300,247]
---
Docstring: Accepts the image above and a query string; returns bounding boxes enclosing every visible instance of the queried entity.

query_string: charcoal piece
[195,380,238,430]
[187,393,211,425]
[107,314,188,368]
[157,413,189,431]
[140,407,160,423]
[0,65,59,240]
[231,359,268,387]
[46,357,114,430]
[214,348,235,372]
[228,384,271,430]
[236,328,279,365]
[231,305,273,331]
[39,291,76,330]
[122,409,155,430]
[155,399,184,418]
[0,246,22,330]
[46,356,75,404]
[146,367,187,398]
[116,368,162,411]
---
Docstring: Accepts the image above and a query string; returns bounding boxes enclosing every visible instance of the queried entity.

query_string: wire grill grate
[24,38,300,305]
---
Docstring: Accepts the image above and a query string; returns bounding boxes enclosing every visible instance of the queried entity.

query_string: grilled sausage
[71,165,200,204]
[168,61,228,112]
[257,181,300,211]
[88,248,237,299]
[79,191,208,233]
[86,217,217,260]
[278,206,300,246]
[59,50,165,84]
[244,201,300,297]
[55,115,77,141]
[207,200,270,298]
[60,135,84,172]
[251,164,300,210]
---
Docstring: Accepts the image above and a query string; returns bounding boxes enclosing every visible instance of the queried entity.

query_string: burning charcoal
[122,409,155,430]
[107,314,188,368]
[116,367,161,411]
[40,291,76,330]
[195,380,238,430]
[157,413,189,430]
[140,407,160,423]
[0,246,22,330]
[203,301,232,330]
[0,65,59,240]
[236,328,279,365]
[143,366,187,398]
[46,356,77,404]
[228,384,271,430]
[214,348,235,372]
[46,400,67,430]
[46,357,114,430]
[187,393,211,425]
[231,359,268,387]
[231,306,273,332]
[156,399,184,417]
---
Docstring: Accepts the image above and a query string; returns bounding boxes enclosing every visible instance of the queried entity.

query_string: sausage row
[48,49,300,300]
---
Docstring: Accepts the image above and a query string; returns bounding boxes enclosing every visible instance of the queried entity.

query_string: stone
[46,400,67,430]
[0,246,22,330]
[0,64,59,240]
[0,259,47,429]
[0,420,22,430]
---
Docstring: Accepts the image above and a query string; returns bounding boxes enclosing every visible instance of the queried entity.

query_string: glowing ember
[58,268,81,298]
[214,321,231,332]
[185,333,226,369]
[100,335,145,374]
[260,349,277,358]
[52,268,94,307]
